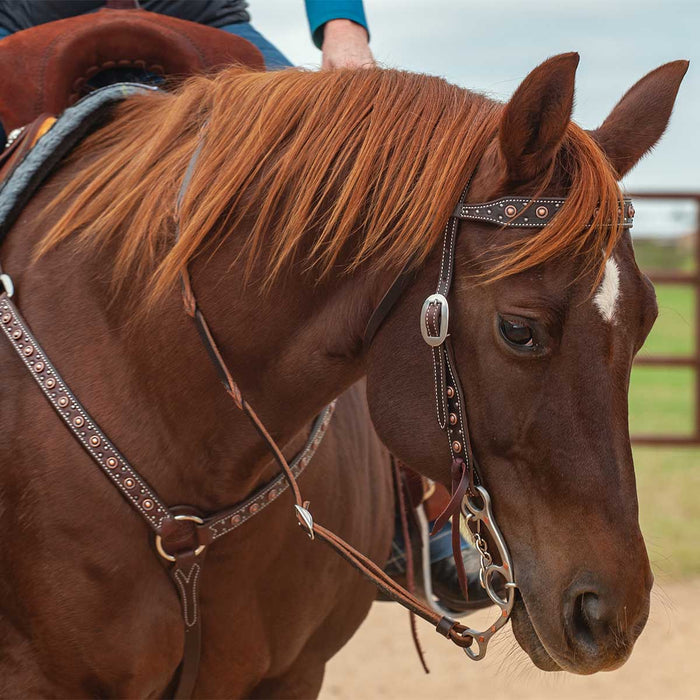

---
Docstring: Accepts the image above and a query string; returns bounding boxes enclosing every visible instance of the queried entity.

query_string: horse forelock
[34,66,624,308]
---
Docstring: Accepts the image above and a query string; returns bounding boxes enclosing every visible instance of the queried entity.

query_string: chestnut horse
[0,53,687,696]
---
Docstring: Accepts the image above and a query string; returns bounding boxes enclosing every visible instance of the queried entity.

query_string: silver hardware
[155,514,206,562]
[420,293,449,347]
[455,485,517,661]
[0,274,14,298]
[295,504,315,540]
[4,126,24,150]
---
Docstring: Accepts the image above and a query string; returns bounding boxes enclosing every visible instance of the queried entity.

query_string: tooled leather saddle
[0,4,264,181]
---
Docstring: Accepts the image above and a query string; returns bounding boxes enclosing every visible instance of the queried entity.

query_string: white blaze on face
[594,256,621,323]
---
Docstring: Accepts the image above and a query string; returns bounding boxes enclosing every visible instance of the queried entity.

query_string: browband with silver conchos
[453,196,635,229]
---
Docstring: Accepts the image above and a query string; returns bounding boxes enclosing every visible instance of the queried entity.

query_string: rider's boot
[384,472,493,614]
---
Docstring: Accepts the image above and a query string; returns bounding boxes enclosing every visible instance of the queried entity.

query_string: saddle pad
[0,82,158,247]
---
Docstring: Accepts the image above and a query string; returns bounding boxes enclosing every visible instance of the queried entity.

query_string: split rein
[0,131,636,695]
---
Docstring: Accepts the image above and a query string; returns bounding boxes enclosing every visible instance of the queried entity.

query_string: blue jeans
[219,22,292,70]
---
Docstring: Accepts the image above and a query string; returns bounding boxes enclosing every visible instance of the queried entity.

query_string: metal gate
[631,192,699,446]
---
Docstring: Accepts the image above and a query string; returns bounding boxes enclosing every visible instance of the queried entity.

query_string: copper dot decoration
[73,416,85,428]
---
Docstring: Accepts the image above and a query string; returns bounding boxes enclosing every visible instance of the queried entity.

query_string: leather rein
[0,132,635,695]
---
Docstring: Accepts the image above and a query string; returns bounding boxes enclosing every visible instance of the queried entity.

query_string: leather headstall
[362,182,635,659]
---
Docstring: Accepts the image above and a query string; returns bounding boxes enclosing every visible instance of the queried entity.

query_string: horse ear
[591,60,689,179]
[499,52,579,183]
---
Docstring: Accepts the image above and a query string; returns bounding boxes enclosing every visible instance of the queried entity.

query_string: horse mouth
[510,591,563,672]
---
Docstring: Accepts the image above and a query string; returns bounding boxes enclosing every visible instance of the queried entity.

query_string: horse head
[365,54,688,673]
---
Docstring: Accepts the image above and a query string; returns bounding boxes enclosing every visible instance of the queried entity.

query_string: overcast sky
[251,0,697,193]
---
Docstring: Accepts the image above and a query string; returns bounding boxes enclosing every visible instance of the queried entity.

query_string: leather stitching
[174,563,201,628]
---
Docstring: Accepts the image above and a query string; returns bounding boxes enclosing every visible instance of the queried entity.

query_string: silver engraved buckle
[420,293,449,347]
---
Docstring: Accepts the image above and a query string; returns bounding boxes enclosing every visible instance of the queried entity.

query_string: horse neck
[8,136,400,511]
[183,239,387,416]
[109,227,392,507]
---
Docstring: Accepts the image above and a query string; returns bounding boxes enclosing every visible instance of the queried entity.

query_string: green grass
[639,284,695,357]
[630,366,694,435]
[635,447,700,578]
[628,242,699,579]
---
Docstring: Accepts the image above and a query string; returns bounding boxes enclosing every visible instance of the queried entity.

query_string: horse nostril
[572,591,606,647]
[580,591,604,623]
[564,577,650,671]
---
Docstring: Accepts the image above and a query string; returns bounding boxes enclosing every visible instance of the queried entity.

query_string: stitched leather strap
[363,195,635,353]
[453,195,635,228]
[393,458,429,674]
[0,293,172,530]
[171,550,205,700]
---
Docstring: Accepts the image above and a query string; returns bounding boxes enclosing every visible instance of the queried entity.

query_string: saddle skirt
[0,7,264,134]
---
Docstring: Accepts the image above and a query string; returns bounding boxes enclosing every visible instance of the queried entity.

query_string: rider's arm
[305,0,374,69]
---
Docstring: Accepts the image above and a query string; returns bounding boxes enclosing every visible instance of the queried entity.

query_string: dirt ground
[320,578,699,700]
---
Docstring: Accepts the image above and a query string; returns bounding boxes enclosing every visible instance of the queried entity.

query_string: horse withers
[0,50,688,695]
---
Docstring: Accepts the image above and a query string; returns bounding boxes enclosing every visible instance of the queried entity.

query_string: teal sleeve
[305,0,369,50]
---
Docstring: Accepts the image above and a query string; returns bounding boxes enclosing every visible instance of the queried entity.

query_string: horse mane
[36,66,622,305]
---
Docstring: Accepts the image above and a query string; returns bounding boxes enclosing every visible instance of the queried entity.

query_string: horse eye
[499,318,534,347]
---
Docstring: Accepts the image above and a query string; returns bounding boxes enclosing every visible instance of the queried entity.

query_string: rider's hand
[321,19,374,69]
